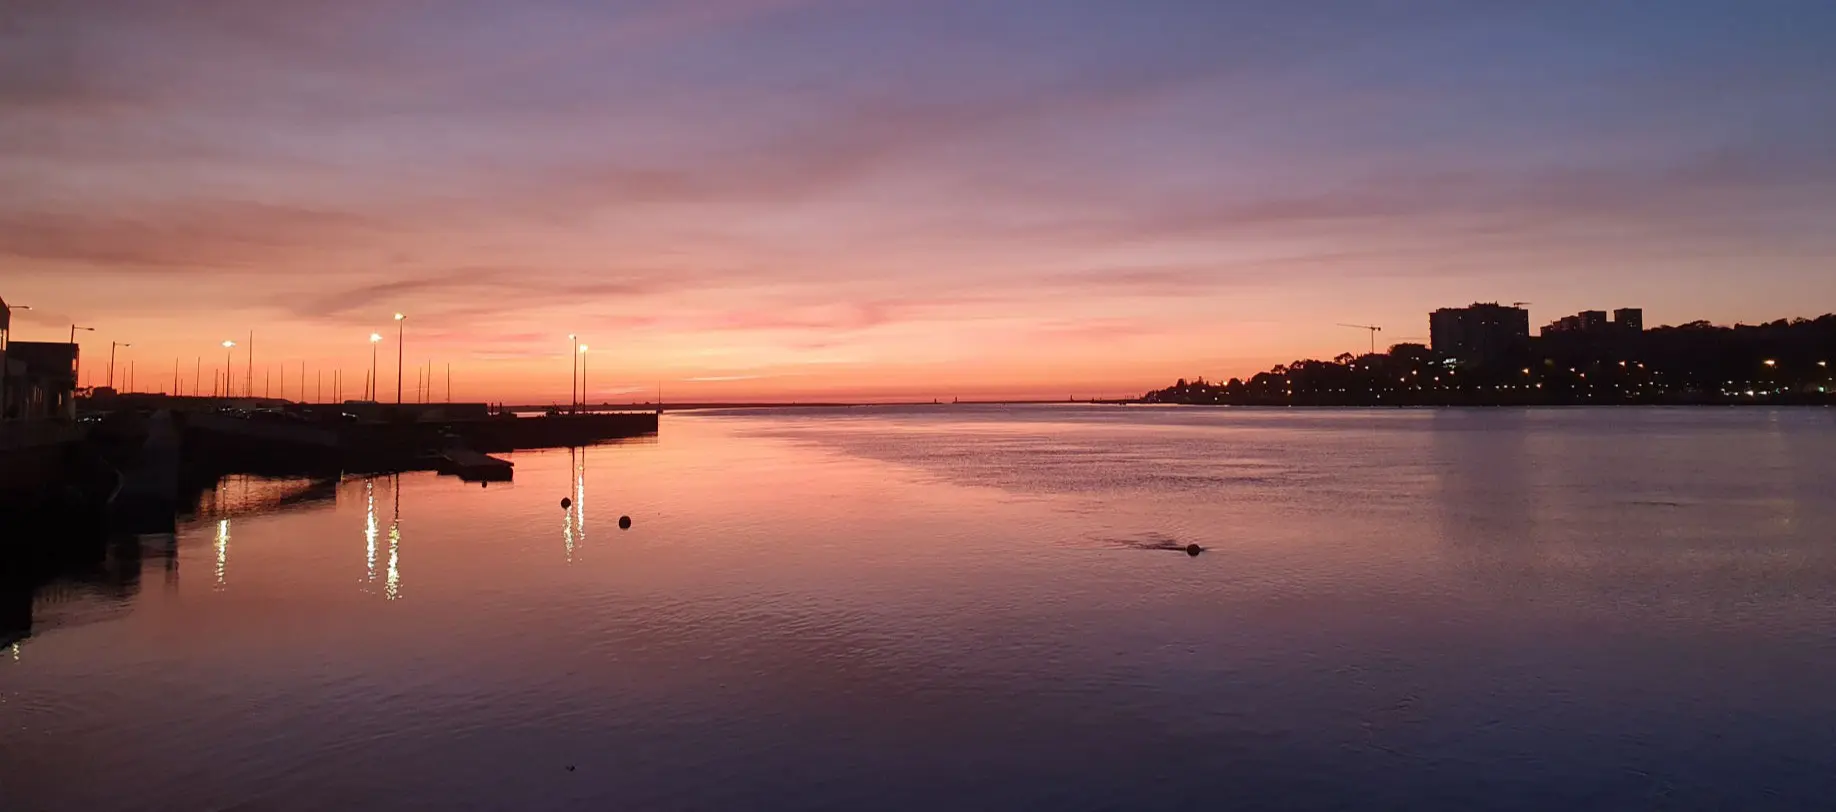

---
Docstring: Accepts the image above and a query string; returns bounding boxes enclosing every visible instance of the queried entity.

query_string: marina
[0,394,657,535]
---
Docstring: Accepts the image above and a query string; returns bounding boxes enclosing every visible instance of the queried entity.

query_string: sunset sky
[5,0,1835,401]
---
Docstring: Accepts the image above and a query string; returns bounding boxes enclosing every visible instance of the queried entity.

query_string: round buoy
[1186,544,1203,557]
[618,515,632,530]
[561,497,572,509]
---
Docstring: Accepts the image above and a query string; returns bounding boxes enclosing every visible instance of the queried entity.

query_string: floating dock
[436,448,514,482]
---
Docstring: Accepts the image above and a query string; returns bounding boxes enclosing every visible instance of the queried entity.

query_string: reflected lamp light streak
[563,503,576,564]
[364,480,378,588]
[386,521,402,601]
[214,519,230,590]
[385,474,402,600]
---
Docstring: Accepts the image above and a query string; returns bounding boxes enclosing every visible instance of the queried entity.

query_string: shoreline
[543,399,1832,411]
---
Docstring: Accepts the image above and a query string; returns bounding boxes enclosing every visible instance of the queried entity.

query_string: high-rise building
[1613,308,1644,332]
[1430,302,1531,367]
[1578,310,1608,331]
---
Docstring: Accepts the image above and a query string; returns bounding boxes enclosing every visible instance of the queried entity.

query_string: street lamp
[579,345,589,413]
[569,334,579,413]
[1,302,29,331]
[67,325,96,392]
[222,341,236,398]
[394,313,405,405]
[369,333,383,401]
[108,341,132,390]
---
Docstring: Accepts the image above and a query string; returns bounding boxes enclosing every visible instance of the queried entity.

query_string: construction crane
[1338,323,1383,355]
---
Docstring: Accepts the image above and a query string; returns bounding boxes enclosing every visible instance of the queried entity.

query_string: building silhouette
[0,298,8,420]
[1542,307,1643,337]
[2,342,79,421]
[1430,303,1530,368]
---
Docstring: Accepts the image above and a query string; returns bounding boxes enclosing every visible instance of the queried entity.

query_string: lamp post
[1,301,27,341]
[69,325,95,391]
[369,333,382,400]
[108,341,131,390]
[394,313,405,405]
[569,334,578,413]
[222,341,236,399]
[579,345,589,413]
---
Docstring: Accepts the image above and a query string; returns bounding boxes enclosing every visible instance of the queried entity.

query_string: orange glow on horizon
[6,2,1834,399]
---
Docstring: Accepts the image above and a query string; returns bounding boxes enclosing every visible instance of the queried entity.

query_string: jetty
[152,399,657,477]
[2,394,658,530]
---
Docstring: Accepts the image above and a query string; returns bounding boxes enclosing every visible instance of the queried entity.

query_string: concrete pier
[182,409,658,476]
[108,412,183,534]
[0,421,86,520]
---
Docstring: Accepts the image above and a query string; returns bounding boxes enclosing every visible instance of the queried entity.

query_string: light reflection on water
[563,446,590,564]
[575,447,586,542]
[213,518,229,590]
[2,407,1835,811]
[563,449,578,563]
[385,475,402,602]
[363,479,377,590]
[562,505,575,564]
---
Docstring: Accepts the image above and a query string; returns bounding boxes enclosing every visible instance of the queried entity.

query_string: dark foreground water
[4,407,1836,811]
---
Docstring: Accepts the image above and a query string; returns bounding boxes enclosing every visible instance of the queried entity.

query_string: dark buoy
[561,497,572,509]
[618,515,632,530]
[1186,543,1203,557]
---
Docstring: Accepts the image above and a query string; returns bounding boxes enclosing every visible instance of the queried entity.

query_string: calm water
[4,407,1836,811]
